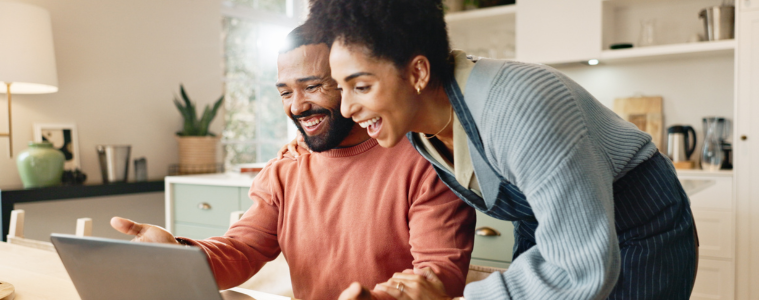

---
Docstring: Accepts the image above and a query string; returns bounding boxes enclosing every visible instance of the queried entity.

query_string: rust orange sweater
[181,139,475,300]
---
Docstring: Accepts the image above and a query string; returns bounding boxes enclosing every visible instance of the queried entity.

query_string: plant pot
[16,141,65,188]
[176,136,220,174]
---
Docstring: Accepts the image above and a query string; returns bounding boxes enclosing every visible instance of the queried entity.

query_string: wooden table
[0,242,294,300]
[0,241,79,299]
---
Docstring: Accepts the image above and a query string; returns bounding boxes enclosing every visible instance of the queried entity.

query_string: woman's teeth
[359,117,380,128]
[302,116,325,127]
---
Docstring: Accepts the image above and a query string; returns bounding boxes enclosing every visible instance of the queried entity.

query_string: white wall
[16,192,165,241]
[0,0,224,186]
[557,54,734,159]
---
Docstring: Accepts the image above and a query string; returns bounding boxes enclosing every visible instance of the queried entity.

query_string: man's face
[276,43,355,152]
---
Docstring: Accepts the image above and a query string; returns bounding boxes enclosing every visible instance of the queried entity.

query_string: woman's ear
[408,55,431,95]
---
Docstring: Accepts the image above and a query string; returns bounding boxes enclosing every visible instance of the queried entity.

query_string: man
[110,25,475,300]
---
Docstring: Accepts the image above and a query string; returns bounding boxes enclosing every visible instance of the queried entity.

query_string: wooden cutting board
[613,96,663,151]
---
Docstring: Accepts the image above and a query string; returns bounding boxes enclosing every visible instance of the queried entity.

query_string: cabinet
[516,0,602,64]
[734,9,759,300]
[742,0,759,11]
[164,174,255,240]
[446,5,516,59]
[471,211,514,269]
[678,171,735,300]
[172,184,249,240]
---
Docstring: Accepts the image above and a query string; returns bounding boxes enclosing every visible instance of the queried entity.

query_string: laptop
[50,233,225,300]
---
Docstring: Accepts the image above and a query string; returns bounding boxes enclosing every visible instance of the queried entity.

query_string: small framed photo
[33,123,81,170]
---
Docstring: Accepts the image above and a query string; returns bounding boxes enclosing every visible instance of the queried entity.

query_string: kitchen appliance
[721,142,733,170]
[699,4,735,41]
[701,117,731,171]
[96,145,131,183]
[667,125,697,169]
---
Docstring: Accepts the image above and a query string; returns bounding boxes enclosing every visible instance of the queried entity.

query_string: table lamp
[0,1,59,158]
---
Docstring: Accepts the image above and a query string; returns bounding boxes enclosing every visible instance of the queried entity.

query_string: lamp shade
[0,1,58,94]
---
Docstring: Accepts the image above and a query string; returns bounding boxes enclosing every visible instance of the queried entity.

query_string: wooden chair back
[6,209,93,252]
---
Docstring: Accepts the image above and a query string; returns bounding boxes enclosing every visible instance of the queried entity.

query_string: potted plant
[174,84,224,174]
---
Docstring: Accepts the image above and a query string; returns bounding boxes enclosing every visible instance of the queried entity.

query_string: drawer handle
[475,227,501,237]
[198,202,212,210]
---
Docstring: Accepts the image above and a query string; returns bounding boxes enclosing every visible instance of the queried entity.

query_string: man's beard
[291,107,355,152]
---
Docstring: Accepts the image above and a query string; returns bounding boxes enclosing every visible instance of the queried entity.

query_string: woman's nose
[340,92,359,119]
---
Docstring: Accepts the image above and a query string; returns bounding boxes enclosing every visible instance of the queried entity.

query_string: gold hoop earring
[416,86,421,95]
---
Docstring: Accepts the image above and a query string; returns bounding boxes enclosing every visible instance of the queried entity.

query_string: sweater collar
[319,138,378,158]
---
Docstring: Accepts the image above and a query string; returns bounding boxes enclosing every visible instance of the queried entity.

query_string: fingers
[287,142,300,158]
[374,279,415,300]
[413,267,442,284]
[339,282,371,300]
[276,145,287,159]
[110,216,144,236]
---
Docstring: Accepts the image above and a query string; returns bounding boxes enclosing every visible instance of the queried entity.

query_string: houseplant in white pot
[174,84,224,174]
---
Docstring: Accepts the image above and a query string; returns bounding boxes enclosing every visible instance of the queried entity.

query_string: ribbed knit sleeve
[463,62,638,299]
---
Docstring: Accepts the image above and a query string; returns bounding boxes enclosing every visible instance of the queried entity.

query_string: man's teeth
[359,117,381,128]
[302,116,325,127]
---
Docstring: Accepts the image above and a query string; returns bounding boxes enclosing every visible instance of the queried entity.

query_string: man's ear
[408,55,431,94]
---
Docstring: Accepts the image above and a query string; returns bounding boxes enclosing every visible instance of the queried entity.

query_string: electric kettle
[667,125,697,164]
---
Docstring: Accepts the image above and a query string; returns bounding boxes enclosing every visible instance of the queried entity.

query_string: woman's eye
[355,85,371,93]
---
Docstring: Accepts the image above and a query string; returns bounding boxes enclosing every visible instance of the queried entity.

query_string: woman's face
[329,41,420,148]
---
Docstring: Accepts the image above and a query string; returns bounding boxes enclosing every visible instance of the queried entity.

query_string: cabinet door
[735,10,759,300]
[471,211,514,269]
[741,0,759,11]
[174,184,241,227]
[516,0,602,64]
[692,259,736,300]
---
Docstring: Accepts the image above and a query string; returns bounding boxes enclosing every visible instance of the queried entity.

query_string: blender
[701,117,731,171]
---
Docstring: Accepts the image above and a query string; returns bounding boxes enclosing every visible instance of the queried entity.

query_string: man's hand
[276,132,311,160]
[110,216,180,245]
[373,268,451,300]
[338,282,375,300]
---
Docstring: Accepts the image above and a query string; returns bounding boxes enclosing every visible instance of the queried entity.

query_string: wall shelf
[445,4,516,23]
[598,40,736,64]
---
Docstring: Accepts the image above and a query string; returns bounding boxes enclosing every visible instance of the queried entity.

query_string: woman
[301,1,697,299]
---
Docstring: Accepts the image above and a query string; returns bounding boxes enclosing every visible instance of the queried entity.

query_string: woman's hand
[338,282,375,300]
[276,132,311,160]
[373,268,452,300]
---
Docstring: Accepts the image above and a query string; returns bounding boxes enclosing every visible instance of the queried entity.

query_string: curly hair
[308,0,454,85]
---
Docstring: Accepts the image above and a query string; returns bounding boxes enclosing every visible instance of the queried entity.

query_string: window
[221,0,306,168]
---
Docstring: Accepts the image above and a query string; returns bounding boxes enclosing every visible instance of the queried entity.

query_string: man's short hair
[280,22,324,53]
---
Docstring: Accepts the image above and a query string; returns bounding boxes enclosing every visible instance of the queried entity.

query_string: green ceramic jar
[16,141,65,188]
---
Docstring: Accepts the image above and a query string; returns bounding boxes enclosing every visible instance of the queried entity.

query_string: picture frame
[33,123,81,170]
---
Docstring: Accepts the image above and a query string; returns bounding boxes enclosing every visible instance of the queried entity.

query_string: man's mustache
[292,108,332,120]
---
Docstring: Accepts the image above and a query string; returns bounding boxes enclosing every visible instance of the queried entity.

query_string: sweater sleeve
[408,166,476,297]
[464,63,620,299]
[177,164,282,290]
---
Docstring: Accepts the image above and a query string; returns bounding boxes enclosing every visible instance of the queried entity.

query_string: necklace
[424,107,453,140]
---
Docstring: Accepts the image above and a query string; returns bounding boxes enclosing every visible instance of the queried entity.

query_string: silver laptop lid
[50,233,223,300]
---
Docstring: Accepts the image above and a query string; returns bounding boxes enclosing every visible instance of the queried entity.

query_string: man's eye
[306,84,322,91]
[280,91,291,97]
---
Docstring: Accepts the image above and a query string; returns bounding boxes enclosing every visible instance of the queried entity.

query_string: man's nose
[290,90,310,116]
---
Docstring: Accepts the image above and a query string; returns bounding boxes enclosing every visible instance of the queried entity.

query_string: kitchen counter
[164,172,259,188]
